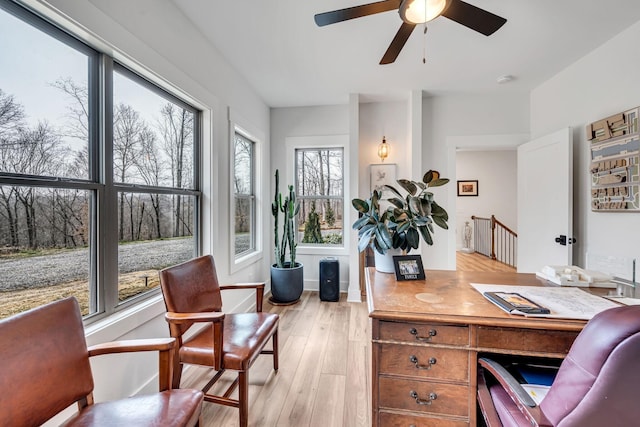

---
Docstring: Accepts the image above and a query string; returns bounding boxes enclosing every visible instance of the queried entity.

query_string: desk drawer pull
[409,327,437,341]
[409,355,436,370]
[409,390,437,405]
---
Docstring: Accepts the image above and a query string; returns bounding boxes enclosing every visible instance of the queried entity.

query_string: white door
[517,128,573,273]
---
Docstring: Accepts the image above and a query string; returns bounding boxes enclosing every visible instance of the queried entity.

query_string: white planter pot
[374,248,403,273]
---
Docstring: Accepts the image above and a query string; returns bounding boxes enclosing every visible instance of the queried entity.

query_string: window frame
[229,113,263,273]
[232,130,256,258]
[0,1,202,322]
[285,135,349,256]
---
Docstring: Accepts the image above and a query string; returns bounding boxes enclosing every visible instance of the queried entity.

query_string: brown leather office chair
[477,305,640,427]
[159,255,279,427]
[0,297,203,427]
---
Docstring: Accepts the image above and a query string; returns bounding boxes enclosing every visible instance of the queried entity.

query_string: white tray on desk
[535,268,616,289]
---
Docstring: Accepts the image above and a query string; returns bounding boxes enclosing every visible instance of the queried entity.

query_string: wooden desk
[366,268,587,427]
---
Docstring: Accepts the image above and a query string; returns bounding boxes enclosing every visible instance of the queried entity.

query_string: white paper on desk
[471,283,620,320]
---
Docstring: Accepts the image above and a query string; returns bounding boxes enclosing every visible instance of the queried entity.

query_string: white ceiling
[171,0,640,108]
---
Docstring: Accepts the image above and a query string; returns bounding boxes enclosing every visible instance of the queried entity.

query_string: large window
[233,131,256,257]
[295,148,344,246]
[0,1,200,320]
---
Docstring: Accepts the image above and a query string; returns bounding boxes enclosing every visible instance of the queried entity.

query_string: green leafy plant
[302,201,323,243]
[325,202,336,227]
[351,170,449,254]
[272,169,300,268]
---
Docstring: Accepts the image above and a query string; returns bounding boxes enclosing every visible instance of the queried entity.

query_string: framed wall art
[370,163,397,194]
[457,180,478,197]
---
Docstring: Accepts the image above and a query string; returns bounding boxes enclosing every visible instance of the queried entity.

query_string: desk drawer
[379,321,470,346]
[379,377,468,417]
[379,344,469,382]
[379,411,468,427]
[477,327,578,355]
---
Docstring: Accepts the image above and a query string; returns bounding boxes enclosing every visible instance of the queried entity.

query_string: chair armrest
[219,282,265,291]
[477,366,504,427]
[479,358,553,427]
[220,282,266,312]
[165,311,225,370]
[165,311,225,324]
[479,357,536,407]
[87,338,175,357]
[87,338,176,392]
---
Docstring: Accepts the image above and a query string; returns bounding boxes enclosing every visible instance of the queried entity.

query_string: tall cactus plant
[272,169,299,268]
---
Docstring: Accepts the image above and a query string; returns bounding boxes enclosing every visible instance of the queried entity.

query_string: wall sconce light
[377,136,389,162]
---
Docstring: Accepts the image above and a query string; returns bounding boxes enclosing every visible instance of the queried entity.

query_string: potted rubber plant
[270,169,304,304]
[352,170,449,272]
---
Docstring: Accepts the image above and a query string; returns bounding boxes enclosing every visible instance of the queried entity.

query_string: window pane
[0,7,91,180]
[295,148,344,197]
[295,148,344,246]
[233,132,255,256]
[0,185,92,319]
[234,196,254,255]
[113,69,195,189]
[234,134,252,195]
[117,192,195,303]
[298,198,343,245]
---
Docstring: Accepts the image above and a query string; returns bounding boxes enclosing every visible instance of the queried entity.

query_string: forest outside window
[0,1,201,320]
[295,148,344,246]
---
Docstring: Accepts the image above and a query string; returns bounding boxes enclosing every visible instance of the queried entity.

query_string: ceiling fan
[314,0,507,65]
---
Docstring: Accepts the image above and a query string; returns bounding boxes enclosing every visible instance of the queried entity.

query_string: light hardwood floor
[456,251,516,273]
[182,291,371,427]
[186,252,511,426]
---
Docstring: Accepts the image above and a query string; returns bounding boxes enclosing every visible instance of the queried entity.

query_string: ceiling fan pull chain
[422,24,428,64]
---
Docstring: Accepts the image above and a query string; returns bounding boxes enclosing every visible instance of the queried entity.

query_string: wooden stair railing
[471,215,517,268]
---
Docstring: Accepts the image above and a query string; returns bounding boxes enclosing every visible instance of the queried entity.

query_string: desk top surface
[365,268,588,331]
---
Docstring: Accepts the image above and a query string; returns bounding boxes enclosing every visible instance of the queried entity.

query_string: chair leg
[239,370,248,427]
[272,330,279,371]
[172,359,184,389]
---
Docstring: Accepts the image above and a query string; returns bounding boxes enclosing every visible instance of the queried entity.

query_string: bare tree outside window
[0,3,200,319]
[295,148,344,245]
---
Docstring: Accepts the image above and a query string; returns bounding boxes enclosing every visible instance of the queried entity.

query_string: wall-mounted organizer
[587,107,640,211]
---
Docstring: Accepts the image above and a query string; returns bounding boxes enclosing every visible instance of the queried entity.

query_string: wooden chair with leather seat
[477,305,640,427]
[0,296,203,427]
[159,254,279,427]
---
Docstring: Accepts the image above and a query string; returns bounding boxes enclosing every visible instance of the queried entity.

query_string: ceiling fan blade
[441,0,506,36]
[380,22,416,65]
[314,0,401,27]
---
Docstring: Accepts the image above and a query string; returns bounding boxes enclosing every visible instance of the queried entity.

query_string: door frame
[446,134,530,270]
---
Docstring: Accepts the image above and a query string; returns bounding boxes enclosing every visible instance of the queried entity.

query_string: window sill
[83,294,166,346]
[296,245,348,257]
[231,249,263,274]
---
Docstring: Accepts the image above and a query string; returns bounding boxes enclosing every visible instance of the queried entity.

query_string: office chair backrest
[541,305,640,426]
[160,254,224,336]
[0,297,94,426]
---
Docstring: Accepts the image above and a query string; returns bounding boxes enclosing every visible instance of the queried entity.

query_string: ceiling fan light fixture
[399,0,448,25]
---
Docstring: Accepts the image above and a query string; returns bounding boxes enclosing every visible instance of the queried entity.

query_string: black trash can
[319,257,339,302]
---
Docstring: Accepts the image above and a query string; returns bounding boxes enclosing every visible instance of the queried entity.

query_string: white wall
[270,105,351,293]
[271,95,529,277]
[455,150,517,250]
[270,99,414,295]
[531,19,640,272]
[423,93,530,269]
[358,100,411,198]
[28,0,271,422]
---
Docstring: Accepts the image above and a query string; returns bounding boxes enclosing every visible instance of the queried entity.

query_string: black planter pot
[270,262,304,305]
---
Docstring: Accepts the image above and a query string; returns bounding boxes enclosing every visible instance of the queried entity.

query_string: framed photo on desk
[392,255,425,281]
